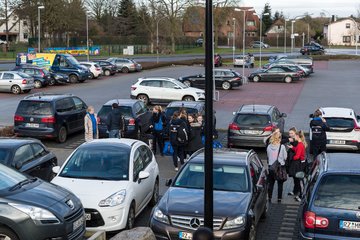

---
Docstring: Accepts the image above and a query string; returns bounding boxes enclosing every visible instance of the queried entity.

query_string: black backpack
[170,121,188,146]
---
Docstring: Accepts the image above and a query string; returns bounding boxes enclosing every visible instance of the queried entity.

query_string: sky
[242,0,359,18]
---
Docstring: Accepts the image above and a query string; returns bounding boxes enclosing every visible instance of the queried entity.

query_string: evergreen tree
[117,0,139,36]
[262,3,272,34]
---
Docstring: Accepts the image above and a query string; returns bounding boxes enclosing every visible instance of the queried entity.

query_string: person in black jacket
[169,111,187,171]
[106,103,125,138]
[185,114,203,156]
[310,109,329,158]
[150,105,166,156]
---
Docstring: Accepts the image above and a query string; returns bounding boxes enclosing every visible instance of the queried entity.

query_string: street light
[38,6,45,53]
[291,20,296,54]
[86,10,91,61]
[156,16,167,64]
[254,12,269,68]
[232,18,236,64]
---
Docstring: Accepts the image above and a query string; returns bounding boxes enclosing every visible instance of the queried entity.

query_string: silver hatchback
[0,71,34,94]
[107,57,142,73]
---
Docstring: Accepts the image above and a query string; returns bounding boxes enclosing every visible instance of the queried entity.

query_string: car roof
[138,77,177,81]
[166,101,203,109]
[15,65,43,69]
[190,148,250,165]
[22,93,74,101]
[81,138,139,148]
[0,138,40,148]
[324,153,360,172]
[0,71,21,74]
[320,107,355,118]
[103,99,139,106]
[238,104,273,114]
[79,61,96,65]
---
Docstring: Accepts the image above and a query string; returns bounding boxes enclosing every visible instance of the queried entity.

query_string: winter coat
[106,108,125,131]
[151,112,167,132]
[186,122,203,152]
[267,144,287,167]
[84,113,99,142]
[310,117,329,147]
[169,118,187,146]
[288,142,306,177]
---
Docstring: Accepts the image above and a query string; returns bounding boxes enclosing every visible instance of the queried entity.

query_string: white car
[130,77,205,105]
[309,107,360,151]
[51,138,160,232]
[79,62,103,79]
[234,55,254,68]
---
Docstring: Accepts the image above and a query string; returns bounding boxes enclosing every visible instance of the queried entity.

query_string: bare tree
[138,2,158,53]
[86,0,105,21]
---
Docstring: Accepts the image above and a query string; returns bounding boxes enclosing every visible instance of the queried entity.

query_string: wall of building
[326,19,359,46]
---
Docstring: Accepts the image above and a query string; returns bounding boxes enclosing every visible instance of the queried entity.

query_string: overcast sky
[242,0,359,18]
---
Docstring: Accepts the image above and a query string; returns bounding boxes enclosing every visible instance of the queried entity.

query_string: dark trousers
[293,177,303,197]
[312,144,326,159]
[172,145,185,168]
[268,170,284,200]
[152,131,164,155]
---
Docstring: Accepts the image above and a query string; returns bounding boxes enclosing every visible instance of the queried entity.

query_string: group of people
[266,109,329,203]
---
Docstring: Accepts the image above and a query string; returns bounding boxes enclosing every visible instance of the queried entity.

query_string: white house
[323,18,360,46]
[0,12,29,43]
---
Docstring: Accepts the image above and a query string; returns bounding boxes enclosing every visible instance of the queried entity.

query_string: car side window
[135,102,146,115]
[3,73,14,79]
[141,80,161,87]
[72,97,86,110]
[162,81,176,89]
[139,101,147,113]
[56,98,76,113]
[133,148,144,181]
[14,144,34,165]
[139,145,152,168]
[24,69,34,75]
[224,71,234,77]
[31,143,47,158]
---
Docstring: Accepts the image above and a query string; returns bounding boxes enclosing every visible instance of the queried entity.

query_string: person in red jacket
[288,130,307,202]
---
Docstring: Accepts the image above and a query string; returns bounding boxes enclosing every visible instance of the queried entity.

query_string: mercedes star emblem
[189,218,201,229]
[356,212,360,219]
[30,117,34,122]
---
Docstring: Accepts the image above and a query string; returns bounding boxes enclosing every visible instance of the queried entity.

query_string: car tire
[57,126,67,143]
[149,179,159,206]
[11,85,21,94]
[104,70,111,76]
[122,67,130,73]
[49,78,56,86]
[69,74,78,83]
[252,75,260,82]
[183,80,192,87]
[248,221,257,240]
[137,94,149,105]
[0,227,19,240]
[34,80,42,89]
[90,73,95,79]
[23,89,31,93]
[183,95,195,101]
[126,203,136,230]
[284,76,293,83]
[221,81,232,90]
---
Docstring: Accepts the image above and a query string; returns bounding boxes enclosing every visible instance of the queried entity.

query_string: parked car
[49,71,70,85]
[0,163,85,240]
[14,93,87,143]
[164,101,206,120]
[178,69,243,90]
[52,138,160,232]
[300,44,325,55]
[93,60,117,76]
[250,41,270,48]
[150,148,268,240]
[79,61,103,79]
[234,54,255,68]
[107,58,142,73]
[299,152,360,239]
[228,104,287,148]
[130,77,205,105]
[248,66,301,83]
[195,38,203,47]
[214,54,222,67]
[0,138,57,181]
[309,107,360,151]
[266,61,311,77]
[12,65,50,88]
[97,99,152,138]
[271,55,314,73]
[0,71,34,94]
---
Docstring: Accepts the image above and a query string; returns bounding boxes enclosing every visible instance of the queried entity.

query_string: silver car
[0,71,34,94]
[107,57,142,73]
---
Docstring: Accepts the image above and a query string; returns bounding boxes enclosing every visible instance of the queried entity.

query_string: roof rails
[24,92,73,99]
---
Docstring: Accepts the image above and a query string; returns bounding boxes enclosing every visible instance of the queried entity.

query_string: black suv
[12,65,50,88]
[0,138,57,181]
[228,104,287,148]
[97,99,152,138]
[150,148,268,240]
[14,93,87,143]
[93,60,117,76]
[299,153,360,239]
[300,42,325,55]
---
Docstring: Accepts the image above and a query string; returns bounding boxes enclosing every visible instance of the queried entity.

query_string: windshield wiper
[9,178,37,191]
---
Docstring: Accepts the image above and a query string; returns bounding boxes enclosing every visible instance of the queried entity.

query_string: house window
[247,21,255,26]
[343,36,351,43]
[346,23,350,29]
[23,33,28,39]
[277,25,281,29]
[23,21,27,26]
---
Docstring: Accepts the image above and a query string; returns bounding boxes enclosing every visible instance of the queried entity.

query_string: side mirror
[309,114,314,118]
[165,178,173,187]
[174,86,181,89]
[138,171,150,180]
[52,166,60,174]
[15,161,22,170]
[232,112,236,116]
[357,115,360,121]
[281,113,287,118]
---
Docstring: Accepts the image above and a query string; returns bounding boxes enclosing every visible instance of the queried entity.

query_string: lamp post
[255,12,269,68]
[291,20,295,54]
[38,6,45,53]
[86,11,91,61]
[232,18,236,64]
[284,19,287,53]
[156,16,166,64]
[356,21,359,55]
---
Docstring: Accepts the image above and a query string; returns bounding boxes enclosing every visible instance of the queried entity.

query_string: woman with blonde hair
[266,131,287,203]
[150,105,166,155]
[84,106,99,142]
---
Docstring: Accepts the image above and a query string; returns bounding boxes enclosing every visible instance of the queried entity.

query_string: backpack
[170,121,188,146]
[154,116,163,131]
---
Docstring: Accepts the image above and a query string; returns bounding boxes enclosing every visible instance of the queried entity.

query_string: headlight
[9,203,59,224]
[153,207,169,224]
[196,92,204,96]
[99,190,126,207]
[223,215,245,229]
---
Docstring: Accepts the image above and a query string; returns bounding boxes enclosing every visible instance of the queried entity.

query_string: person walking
[310,109,329,158]
[106,103,125,138]
[185,114,203,157]
[285,127,299,196]
[150,105,166,156]
[84,106,99,142]
[267,132,287,203]
[169,111,188,171]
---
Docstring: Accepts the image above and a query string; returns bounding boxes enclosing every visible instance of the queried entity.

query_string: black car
[0,138,57,181]
[97,99,152,138]
[299,153,360,239]
[49,71,70,85]
[0,163,85,240]
[248,66,301,83]
[150,148,268,240]
[93,60,117,76]
[179,69,243,90]
[300,42,325,55]
[12,65,50,89]
[14,93,87,143]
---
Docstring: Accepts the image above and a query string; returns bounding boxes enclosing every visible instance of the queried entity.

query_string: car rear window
[325,118,354,129]
[98,105,133,118]
[314,175,360,210]
[235,114,271,126]
[17,101,53,115]
[165,107,199,119]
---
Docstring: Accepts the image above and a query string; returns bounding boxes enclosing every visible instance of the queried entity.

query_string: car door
[13,144,38,177]
[249,155,266,224]
[191,73,205,87]
[273,107,285,131]
[2,73,15,91]
[213,70,223,88]
[29,143,57,181]
[138,145,156,203]
[131,145,148,213]
[140,80,162,101]
[135,101,152,133]
[161,80,182,101]
[55,98,77,133]
[72,97,87,131]
[0,73,6,91]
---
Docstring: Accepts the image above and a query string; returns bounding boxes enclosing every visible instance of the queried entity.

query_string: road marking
[277,204,299,240]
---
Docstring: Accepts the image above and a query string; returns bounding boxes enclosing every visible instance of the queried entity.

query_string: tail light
[22,79,27,84]
[229,123,240,130]
[96,68,101,71]
[263,124,275,132]
[128,118,136,125]
[131,86,137,91]
[235,77,241,81]
[304,211,329,229]
[40,71,45,77]
[14,115,24,122]
[41,116,56,123]
[131,64,135,68]
[354,120,360,131]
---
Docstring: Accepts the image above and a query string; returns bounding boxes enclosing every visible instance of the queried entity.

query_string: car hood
[188,87,205,93]
[159,187,251,218]
[180,75,201,79]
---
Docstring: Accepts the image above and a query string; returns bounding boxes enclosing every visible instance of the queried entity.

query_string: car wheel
[126,203,136,230]
[49,78,56,86]
[183,95,195,101]
[104,70,111,76]
[122,67,130,73]
[57,126,67,143]
[23,89,31,93]
[90,73,95,79]
[69,74,78,83]
[11,85,21,94]
[149,179,159,206]
[253,75,260,82]
[0,227,19,240]
[248,221,257,240]
[137,94,149,105]
[221,81,231,90]
[34,80,42,89]
[284,76,293,83]
[183,80,192,87]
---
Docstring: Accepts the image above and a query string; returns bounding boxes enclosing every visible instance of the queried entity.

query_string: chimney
[331,15,337,22]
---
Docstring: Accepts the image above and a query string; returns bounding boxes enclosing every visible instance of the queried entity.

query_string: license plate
[73,216,85,231]
[329,140,346,144]
[179,232,193,240]
[25,123,39,128]
[340,220,360,231]
[85,213,91,221]
[244,130,261,135]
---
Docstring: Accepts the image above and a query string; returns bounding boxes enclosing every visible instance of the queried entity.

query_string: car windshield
[59,145,130,181]
[173,80,189,88]
[98,105,133,118]
[314,175,360,211]
[165,107,199,119]
[0,149,11,164]
[325,118,355,129]
[235,114,271,126]
[0,164,27,191]
[66,55,80,65]
[174,163,249,192]
[17,101,53,115]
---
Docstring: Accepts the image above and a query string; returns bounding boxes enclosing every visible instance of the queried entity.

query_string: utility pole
[4,0,9,52]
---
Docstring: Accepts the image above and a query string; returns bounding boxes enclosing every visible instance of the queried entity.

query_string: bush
[0,126,14,137]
